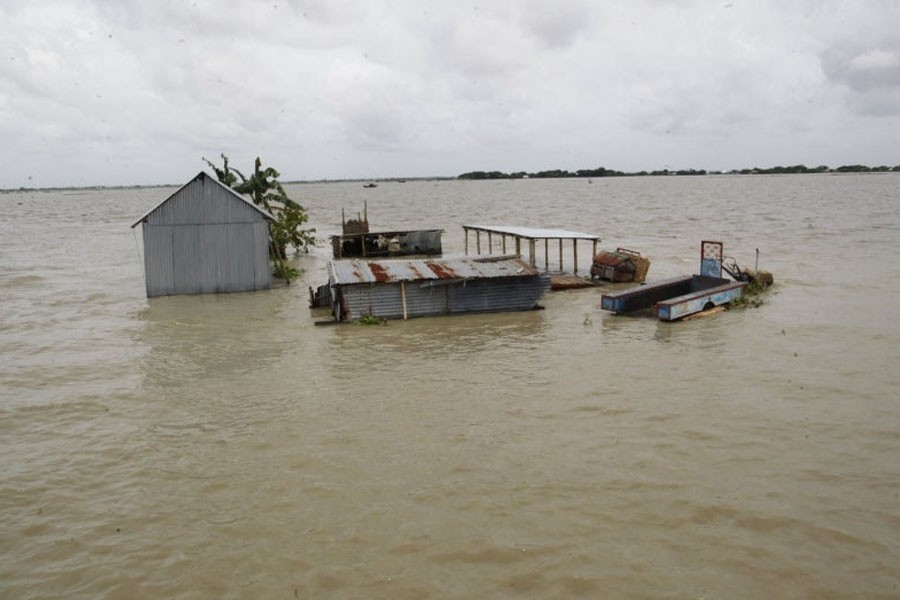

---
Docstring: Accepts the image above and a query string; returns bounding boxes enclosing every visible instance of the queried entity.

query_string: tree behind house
[204,155,316,280]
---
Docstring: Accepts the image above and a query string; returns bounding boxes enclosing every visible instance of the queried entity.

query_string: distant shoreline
[3,165,897,193]
[456,163,900,180]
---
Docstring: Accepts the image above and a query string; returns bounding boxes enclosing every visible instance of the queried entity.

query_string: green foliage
[731,281,768,309]
[203,154,317,269]
[275,265,299,279]
[457,163,900,179]
[457,170,510,180]
[355,314,385,325]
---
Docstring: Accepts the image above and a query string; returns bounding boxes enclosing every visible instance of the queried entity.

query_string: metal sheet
[132,171,274,227]
[463,224,600,240]
[332,265,551,321]
[329,256,539,286]
[138,173,273,297]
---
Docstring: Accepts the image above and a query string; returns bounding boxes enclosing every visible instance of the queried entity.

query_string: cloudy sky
[1,0,899,188]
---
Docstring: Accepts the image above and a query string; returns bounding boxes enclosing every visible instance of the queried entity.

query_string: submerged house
[318,255,551,322]
[132,171,275,298]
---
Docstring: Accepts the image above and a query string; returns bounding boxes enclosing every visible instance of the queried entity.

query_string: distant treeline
[457,164,900,180]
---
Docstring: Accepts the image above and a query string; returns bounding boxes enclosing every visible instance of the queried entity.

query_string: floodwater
[1,174,899,599]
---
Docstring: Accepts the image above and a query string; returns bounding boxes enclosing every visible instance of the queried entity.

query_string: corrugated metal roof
[131,171,275,228]
[463,224,600,241]
[593,251,633,267]
[329,256,539,285]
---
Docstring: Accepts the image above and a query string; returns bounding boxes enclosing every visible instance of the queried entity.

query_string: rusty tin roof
[329,256,540,285]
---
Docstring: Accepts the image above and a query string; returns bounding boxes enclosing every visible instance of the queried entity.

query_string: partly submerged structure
[330,205,442,259]
[331,229,444,259]
[461,225,601,274]
[313,255,551,322]
[132,172,275,298]
[590,248,651,283]
[601,241,746,321]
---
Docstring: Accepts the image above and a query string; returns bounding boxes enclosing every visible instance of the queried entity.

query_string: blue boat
[601,241,747,321]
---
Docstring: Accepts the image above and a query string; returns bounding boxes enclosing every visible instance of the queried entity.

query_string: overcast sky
[2,0,899,188]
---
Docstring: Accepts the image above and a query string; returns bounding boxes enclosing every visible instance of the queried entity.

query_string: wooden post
[559,239,563,271]
[544,239,549,271]
[529,239,536,267]
[515,237,521,257]
[502,235,507,254]
[464,228,469,255]
[476,231,481,255]
[487,232,492,254]
[592,239,597,260]
[573,240,578,273]
[401,281,408,320]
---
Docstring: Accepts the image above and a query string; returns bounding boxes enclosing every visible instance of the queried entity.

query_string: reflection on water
[328,309,548,358]
[133,290,296,392]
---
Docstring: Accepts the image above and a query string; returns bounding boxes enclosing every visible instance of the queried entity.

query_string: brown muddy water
[1,175,899,599]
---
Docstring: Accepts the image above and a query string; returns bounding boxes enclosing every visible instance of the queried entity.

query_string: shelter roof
[131,171,276,228]
[462,224,600,241]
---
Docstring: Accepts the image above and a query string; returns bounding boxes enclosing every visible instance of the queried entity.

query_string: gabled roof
[131,171,276,228]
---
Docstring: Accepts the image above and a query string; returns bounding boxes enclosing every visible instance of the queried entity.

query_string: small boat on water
[363,182,377,188]
[601,241,747,321]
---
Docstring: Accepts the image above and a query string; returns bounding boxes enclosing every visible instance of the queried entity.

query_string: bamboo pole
[401,281,408,320]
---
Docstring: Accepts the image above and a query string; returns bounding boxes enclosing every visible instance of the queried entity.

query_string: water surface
[1,175,899,598]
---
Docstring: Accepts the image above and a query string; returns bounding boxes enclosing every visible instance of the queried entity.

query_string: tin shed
[323,255,551,322]
[132,171,275,297]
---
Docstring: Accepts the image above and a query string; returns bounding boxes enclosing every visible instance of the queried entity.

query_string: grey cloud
[822,39,900,116]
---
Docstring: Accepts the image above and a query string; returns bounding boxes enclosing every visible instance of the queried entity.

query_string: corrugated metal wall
[447,276,551,314]
[143,176,265,226]
[141,177,272,297]
[339,274,550,320]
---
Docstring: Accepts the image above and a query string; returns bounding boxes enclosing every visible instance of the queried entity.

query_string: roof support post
[529,238,536,267]
[573,240,579,273]
[559,239,564,271]
[464,228,469,256]
[487,231,493,254]
[401,281,408,320]
[502,235,507,254]
[515,237,521,257]
[544,239,549,271]
[476,231,481,255]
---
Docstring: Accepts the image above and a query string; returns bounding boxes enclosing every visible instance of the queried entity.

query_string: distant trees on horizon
[457,164,900,180]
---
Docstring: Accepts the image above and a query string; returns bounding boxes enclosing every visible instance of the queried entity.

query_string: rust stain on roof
[426,261,458,279]
[593,252,630,267]
[367,261,392,282]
